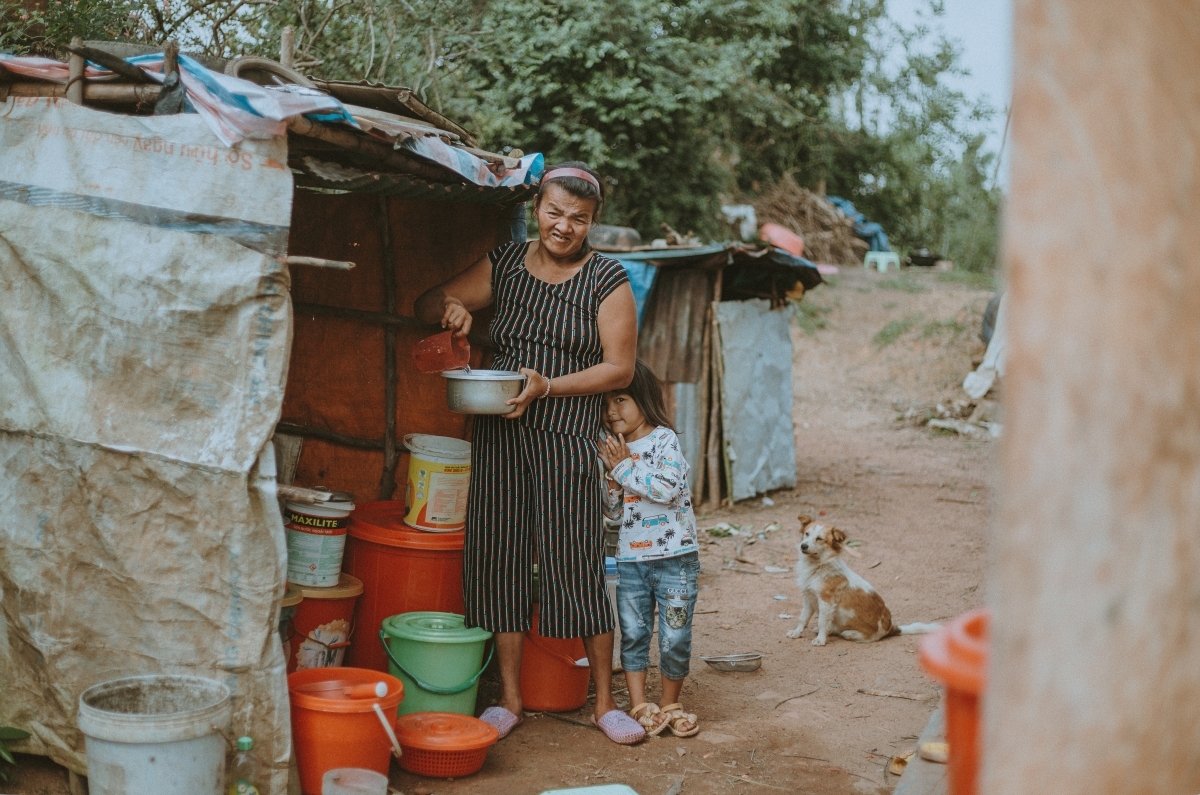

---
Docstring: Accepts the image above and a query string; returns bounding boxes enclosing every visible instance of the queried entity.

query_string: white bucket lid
[78,675,232,744]
[285,488,355,518]
[404,434,471,462]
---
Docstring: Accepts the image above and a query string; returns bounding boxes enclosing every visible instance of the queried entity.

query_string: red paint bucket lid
[349,501,465,551]
[394,712,498,752]
[918,608,989,695]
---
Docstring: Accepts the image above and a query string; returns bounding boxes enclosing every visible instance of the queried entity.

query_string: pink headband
[542,167,601,192]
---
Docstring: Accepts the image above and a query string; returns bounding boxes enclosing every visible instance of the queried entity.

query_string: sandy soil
[6,267,995,795]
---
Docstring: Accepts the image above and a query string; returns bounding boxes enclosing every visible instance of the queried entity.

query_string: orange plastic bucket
[918,608,989,795]
[287,667,404,795]
[520,606,590,712]
[342,501,465,672]
[287,573,364,674]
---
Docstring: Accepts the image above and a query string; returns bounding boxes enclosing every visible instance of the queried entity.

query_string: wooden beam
[286,115,458,184]
[285,256,355,270]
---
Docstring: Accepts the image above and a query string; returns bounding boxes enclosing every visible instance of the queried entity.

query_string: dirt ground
[5,266,996,795]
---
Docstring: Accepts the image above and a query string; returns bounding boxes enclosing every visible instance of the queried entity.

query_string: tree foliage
[0,0,1003,269]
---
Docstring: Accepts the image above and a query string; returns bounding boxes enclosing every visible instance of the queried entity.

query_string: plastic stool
[864,251,900,273]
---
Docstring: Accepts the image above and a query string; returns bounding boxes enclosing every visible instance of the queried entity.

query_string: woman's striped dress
[463,241,629,638]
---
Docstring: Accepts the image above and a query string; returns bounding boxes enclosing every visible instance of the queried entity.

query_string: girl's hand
[441,298,473,338]
[598,433,630,471]
[502,368,549,419]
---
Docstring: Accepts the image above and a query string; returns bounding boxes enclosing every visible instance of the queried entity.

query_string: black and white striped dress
[463,241,629,638]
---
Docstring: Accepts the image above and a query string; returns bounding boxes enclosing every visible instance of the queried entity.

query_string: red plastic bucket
[343,501,465,672]
[520,606,590,712]
[287,573,364,674]
[918,609,989,795]
[287,667,404,795]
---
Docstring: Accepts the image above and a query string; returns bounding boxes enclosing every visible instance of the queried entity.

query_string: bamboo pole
[285,256,356,270]
[280,26,295,70]
[705,270,724,509]
[66,37,84,105]
[6,82,160,103]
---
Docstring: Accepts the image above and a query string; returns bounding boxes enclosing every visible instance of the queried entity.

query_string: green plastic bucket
[380,611,493,716]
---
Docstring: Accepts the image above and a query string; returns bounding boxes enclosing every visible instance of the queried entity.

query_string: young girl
[598,360,700,738]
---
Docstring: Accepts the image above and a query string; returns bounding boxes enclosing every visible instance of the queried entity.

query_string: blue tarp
[828,196,890,252]
[613,258,659,325]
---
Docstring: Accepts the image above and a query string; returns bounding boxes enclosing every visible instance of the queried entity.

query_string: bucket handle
[379,631,495,696]
[524,630,591,669]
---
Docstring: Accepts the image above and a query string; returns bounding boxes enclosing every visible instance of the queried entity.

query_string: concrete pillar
[988,3,1200,794]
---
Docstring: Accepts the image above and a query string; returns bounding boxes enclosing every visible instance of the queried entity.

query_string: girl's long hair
[622,359,675,432]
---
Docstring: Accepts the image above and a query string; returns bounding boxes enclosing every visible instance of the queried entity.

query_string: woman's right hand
[442,298,473,338]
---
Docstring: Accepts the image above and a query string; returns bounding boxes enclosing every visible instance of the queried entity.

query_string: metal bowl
[701,653,763,673]
[442,369,526,414]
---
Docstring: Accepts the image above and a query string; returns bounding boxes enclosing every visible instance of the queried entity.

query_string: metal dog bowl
[701,653,762,673]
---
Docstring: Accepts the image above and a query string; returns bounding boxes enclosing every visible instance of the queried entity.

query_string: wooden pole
[280,26,295,70]
[986,3,1200,795]
[377,196,400,501]
[66,36,84,105]
[162,40,178,78]
[693,275,712,504]
[705,269,724,509]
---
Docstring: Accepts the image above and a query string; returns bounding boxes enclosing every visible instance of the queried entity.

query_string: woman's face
[603,392,647,438]
[535,183,597,259]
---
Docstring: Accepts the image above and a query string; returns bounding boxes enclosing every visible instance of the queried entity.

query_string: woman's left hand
[502,368,549,419]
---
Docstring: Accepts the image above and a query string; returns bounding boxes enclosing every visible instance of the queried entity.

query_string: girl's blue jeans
[616,552,699,681]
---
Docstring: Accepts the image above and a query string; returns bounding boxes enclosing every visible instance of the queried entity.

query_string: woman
[414,162,645,744]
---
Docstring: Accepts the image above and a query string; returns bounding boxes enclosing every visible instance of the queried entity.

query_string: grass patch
[873,314,921,347]
[936,269,996,291]
[922,318,966,338]
[876,277,928,293]
[794,299,831,335]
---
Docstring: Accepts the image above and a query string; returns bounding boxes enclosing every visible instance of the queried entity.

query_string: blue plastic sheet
[613,258,659,326]
[828,195,890,252]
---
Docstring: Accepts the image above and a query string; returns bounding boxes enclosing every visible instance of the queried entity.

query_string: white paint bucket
[78,675,232,795]
[403,434,471,532]
[322,767,388,795]
[286,491,356,587]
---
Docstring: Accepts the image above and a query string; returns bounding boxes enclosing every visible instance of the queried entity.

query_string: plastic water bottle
[227,736,260,795]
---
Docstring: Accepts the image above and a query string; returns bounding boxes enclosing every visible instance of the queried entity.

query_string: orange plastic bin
[918,608,989,795]
[520,606,590,712]
[342,501,465,672]
[287,667,404,795]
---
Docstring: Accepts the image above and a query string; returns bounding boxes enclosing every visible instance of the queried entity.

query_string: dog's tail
[896,622,940,635]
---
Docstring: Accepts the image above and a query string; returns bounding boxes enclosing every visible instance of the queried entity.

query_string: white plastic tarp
[717,299,797,501]
[0,97,292,791]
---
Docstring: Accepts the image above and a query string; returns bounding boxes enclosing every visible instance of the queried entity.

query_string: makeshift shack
[608,244,822,505]
[0,43,535,793]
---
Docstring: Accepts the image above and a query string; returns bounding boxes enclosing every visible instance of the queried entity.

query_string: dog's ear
[830,528,846,549]
[798,514,813,527]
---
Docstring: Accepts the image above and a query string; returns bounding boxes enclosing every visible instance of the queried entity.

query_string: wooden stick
[162,40,179,78]
[285,256,355,270]
[280,26,295,70]
[856,688,935,702]
[275,422,387,451]
[66,37,85,105]
[774,687,820,708]
[6,82,160,103]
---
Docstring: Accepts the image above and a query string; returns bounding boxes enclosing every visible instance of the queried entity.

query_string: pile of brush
[753,174,868,266]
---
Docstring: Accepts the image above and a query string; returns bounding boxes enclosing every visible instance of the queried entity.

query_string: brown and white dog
[786,516,938,645]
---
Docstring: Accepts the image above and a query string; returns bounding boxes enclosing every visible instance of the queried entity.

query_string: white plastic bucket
[78,675,232,795]
[323,767,388,795]
[403,434,471,532]
[286,491,356,587]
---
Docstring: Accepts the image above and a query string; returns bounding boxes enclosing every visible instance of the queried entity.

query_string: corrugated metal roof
[295,156,535,205]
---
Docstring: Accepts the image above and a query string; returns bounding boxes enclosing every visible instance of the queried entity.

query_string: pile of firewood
[753,174,868,265]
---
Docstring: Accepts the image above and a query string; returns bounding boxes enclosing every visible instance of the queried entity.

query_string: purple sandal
[480,706,522,739]
[592,709,647,745]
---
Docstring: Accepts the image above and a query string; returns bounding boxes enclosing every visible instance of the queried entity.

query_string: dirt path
[6,268,995,795]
